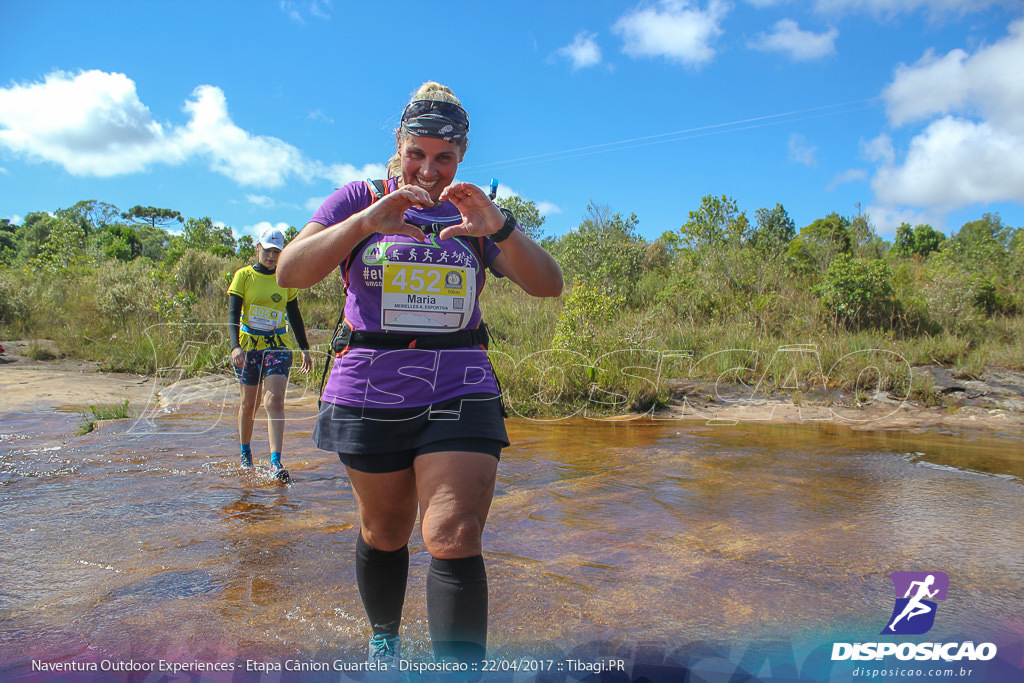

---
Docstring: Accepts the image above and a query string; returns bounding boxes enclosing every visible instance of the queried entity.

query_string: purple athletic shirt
[310,178,506,408]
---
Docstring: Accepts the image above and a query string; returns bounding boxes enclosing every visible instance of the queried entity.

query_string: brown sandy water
[1,401,1023,680]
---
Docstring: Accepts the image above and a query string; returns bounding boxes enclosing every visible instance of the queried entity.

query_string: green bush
[552,282,624,355]
[174,249,236,297]
[815,254,895,329]
[0,269,31,330]
[95,259,162,320]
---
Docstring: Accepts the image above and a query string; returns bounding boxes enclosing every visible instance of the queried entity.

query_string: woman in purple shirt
[277,82,562,665]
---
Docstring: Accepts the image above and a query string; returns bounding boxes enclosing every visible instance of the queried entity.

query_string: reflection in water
[0,406,1022,669]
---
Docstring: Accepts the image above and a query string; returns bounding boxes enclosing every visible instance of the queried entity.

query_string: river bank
[3,338,1023,434]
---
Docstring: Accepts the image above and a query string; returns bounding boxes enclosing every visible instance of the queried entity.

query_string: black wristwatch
[488,208,517,243]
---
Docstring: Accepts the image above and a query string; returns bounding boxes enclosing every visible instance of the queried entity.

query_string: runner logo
[881,571,948,635]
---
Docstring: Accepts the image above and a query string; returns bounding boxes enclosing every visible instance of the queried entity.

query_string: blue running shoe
[240,452,253,468]
[367,634,401,668]
[270,461,291,484]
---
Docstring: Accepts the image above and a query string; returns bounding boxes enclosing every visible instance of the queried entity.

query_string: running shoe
[270,461,291,483]
[240,452,253,468]
[367,634,401,668]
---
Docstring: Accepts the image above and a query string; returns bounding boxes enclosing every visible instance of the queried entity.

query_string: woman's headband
[400,99,469,142]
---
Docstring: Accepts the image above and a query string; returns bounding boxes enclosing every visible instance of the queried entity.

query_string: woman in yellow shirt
[228,227,312,481]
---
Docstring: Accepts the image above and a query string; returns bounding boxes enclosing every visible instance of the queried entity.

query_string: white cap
[257,227,285,250]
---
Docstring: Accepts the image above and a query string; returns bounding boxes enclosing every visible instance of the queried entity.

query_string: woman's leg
[415,451,498,663]
[261,373,289,457]
[347,467,419,642]
[237,382,261,464]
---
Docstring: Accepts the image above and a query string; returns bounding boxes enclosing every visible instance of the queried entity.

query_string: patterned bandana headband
[400,99,469,142]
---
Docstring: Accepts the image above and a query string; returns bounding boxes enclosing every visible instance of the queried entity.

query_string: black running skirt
[313,392,508,455]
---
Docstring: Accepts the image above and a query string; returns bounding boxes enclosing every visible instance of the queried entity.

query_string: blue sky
[2,0,1023,243]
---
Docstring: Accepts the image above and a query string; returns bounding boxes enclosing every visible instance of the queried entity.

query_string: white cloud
[826,168,867,191]
[613,0,730,68]
[280,2,303,23]
[299,167,389,214]
[873,116,1024,207]
[309,0,332,19]
[178,85,311,188]
[557,31,603,70]
[870,19,1024,213]
[748,19,838,60]
[0,69,372,190]
[882,49,972,127]
[788,133,818,166]
[883,24,1024,131]
[493,183,516,201]
[308,109,334,123]
[491,184,561,217]
[320,162,388,187]
[246,194,277,208]
[0,70,177,176]
[280,0,332,23]
[537,201,563,216]
[861,133,895,164]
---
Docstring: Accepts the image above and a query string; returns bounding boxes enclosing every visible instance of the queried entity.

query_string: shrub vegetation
[1,197,1021,417]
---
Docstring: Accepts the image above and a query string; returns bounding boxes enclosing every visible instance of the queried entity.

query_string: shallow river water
[1,396,1023,682]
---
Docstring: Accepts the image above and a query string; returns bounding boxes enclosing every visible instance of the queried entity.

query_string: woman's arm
[285,298,310,350]
[276,216,372,289]
[489,230,563,298]
[277,186,435,289]
[438,181,563,298]
[284,297,313,373]
[228,293,245,368]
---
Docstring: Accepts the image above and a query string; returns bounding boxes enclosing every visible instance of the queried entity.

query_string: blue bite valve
[489,178,498,200]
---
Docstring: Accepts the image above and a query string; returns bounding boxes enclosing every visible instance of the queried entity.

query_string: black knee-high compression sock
[355,533,409,638]
[426,555,488,663]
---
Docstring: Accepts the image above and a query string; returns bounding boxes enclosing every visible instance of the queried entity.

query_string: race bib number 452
[381,262,476,332]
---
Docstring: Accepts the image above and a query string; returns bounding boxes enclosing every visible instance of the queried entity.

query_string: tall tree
[787,212,852,273]
[752,203,795,253]
[122,205,183,231]
[99,225,143,261]
[495,195,547,241]
[182,216,216,251]
[0,219,18,264]
[34,217,86,272]
[679,194,750,249]
[237,235,256,261]
[894,223,944,258]
[947,212,1013,270]
[58,200,123,235]
[678,194,751,290]
[555,202,643,296]
[15,212,60,262]
[848,205,886,259]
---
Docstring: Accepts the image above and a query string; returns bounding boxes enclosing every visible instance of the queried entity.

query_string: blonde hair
[386,82,468,178]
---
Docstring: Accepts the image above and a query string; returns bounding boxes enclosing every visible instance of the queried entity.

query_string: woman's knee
[356,495,418,551]
[421,512,485,558]
[263,389,285,412]
[361,518,416,552]
[239,390,259,413]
